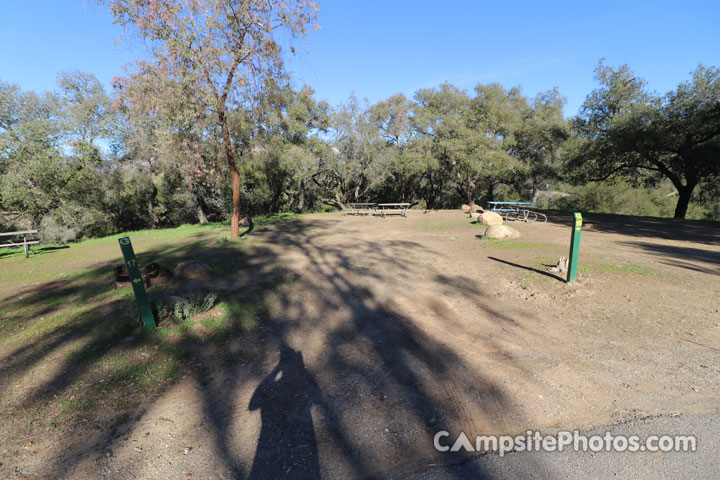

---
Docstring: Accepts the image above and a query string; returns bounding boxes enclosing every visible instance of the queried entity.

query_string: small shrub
[156,289,218,323]
[40,214,78,245]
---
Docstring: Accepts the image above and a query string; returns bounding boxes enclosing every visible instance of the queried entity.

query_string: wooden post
[23,235,28,258]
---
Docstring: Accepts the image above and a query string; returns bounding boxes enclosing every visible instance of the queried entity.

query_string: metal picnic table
[488,202,547,223]
[376,203,411,218]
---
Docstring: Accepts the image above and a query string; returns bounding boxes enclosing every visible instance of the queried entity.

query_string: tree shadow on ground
[1,216,549,479]
[616,240,720,276]
[0,244,70,259]
[545,212,720,245]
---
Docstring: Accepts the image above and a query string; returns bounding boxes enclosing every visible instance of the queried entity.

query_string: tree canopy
[568,62,720,218]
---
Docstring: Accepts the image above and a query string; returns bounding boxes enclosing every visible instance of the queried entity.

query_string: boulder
[484,224,521,239]
[472,205,484,213]
[480,211,503,225]
[461,204,471,213]
[470,212,481,221]
[175,261,213,280]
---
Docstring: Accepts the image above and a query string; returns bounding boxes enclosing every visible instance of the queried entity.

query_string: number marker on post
[118,237,156,328]
[567,212,582,283]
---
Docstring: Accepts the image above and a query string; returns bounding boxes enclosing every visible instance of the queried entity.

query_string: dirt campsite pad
[0,211,719,479]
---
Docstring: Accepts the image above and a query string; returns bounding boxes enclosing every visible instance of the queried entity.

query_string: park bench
[0,230,40,258]
[488,201,547,223]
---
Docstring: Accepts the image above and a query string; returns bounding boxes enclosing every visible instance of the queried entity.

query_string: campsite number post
[118,237,156,329]
[567,212,582,283]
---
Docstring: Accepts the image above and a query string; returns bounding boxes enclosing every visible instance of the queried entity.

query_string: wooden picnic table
[345,203,377,216]
[376,203,411,218]
[0,230,40,258]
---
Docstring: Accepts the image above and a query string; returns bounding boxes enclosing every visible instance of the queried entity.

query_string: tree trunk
[197,205,208,224]
[673,183,695,219]
[219,113,241,238]
[485,183,494,204]
[148,182,158,226]
[195,191,209,224]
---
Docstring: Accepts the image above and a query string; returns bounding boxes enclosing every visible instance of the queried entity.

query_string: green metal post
[118,237,156,329]
[567,212,582,283]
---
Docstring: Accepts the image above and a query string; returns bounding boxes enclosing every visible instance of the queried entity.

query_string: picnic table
[0,230,40,258]
[345,203,377,216]
[376,203,410,218]
[488,201,547,223]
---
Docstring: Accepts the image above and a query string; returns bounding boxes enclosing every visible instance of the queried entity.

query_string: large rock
[175,261,213,279]
[480,211,503,225]
[472,205,484,213]
[485,224,521,239]
[470,212,481,221]
[461,204,471,213]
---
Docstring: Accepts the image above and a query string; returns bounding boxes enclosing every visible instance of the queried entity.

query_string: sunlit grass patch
[483,239,543,249]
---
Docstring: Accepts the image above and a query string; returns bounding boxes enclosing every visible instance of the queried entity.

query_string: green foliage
[545,180,713,220]
[567,61,720,219]
[548,180,676,217]
[155,289,218,323]
[3,54,719,242]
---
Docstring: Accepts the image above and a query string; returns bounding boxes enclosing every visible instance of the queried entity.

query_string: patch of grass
[0,216,298,449]
[0,244,69,260]
[217,299,258,328]
[59,396,95,415]
[0,212,298,290]
[484,239,543,249]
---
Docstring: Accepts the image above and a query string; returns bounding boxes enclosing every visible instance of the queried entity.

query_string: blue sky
[1,0,718,117]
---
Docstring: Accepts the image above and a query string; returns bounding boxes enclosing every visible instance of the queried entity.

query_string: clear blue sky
[1,0,719,117]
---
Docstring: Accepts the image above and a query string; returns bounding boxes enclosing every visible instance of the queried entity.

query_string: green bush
[156,289,218,323]
[548,181,677,217]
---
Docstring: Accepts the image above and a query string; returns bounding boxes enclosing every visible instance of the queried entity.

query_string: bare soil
[1,211,719,479]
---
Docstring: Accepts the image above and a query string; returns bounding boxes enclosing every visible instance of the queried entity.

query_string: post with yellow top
[567,212,582,283]
[118,237,156,329]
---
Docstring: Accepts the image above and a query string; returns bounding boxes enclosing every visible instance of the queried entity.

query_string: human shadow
[249,345,322,480]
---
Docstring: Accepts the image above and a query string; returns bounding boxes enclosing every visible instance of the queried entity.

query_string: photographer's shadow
[249,345,322,480]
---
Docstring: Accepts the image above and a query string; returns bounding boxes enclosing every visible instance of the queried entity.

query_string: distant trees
[0,74,123,241]
[2,53,719,244]
[568,62,720,219]
[368,83,566,209]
